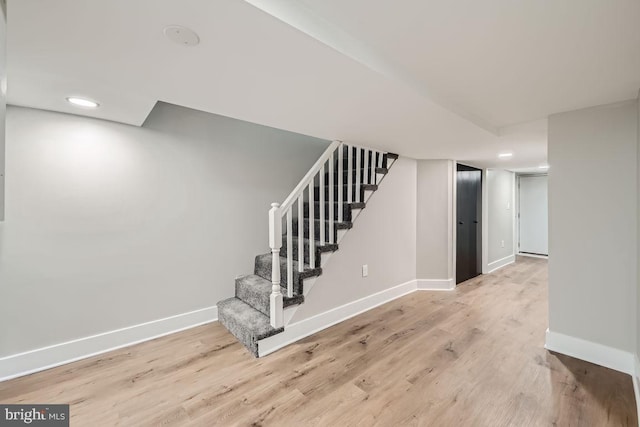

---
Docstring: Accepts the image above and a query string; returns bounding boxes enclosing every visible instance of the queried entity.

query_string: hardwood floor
[0,257,636,426]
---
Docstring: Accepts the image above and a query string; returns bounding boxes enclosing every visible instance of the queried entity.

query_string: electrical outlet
[501,240,505,248]
[507,201,511,210]
[362,264,368,277]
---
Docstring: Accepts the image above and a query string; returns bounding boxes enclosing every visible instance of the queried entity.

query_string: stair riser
[236,279,271,317]
[313,186,368,202]
[303,203,355,221]
[288,219,339,242]
[217,311,259,356]
[217,297,283,357]
[332,150,389,169]
[280,239,338,267]
[280,242,321,267]
[254,255,304,295]
[323,170,381,185]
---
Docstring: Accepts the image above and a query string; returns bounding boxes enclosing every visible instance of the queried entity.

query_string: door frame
[454,162,483,284]
[480,169,517,274]
[516,173,549,258]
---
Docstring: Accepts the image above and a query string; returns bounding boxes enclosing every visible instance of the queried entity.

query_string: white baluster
[347,145,353,204]
[308,181,315,269]
[356,148,361,203]
[338,144,343,223]
[364,148,369,185]
[319,163,325,245]
[269,203,283,328]
[369,151,377,185]
[297,195,304,277]
[329,151,334,244]
[286,207,293,296]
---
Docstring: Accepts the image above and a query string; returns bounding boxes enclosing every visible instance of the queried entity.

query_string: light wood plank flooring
[0,257,636,426]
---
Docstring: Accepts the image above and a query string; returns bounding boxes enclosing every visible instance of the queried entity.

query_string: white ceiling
[292,0,640,128]
[6,0,640,168]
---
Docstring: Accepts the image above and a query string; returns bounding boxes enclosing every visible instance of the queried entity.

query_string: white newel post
[269,202,284,328]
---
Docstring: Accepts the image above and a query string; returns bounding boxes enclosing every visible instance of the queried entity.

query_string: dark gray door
[456,164,482,284]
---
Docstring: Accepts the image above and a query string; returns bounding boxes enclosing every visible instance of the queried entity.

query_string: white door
[519,175,548,255]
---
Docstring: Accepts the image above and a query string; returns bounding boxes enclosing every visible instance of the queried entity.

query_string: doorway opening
[517,174,548,257]
[456,164,482,284]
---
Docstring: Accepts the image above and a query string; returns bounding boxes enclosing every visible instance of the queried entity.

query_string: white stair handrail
[279,140,342,214]
[267,140,340,328]
[268,140,388,328]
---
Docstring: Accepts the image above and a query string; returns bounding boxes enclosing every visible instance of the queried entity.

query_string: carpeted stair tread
[303,201,366,221]
[291,218,353,230]
[289,218,353,240]
[254,253,322,295]
[326,167,387,176]
[332,149,391,168]
[280,236,339,266]
[304,201,366,208]
[313,184,377,201]
[236,274,304,317]
[282,236,339,252]
[217,297,283,357]
[314,183,378,191]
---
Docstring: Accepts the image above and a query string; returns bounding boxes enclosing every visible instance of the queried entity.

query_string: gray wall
[486,169,515,265]
[0,2,5,220]
[416,160,454,279]
[290,157,417,322]
[0,104,328,356]
[548,100,638,353]
[637,92,640,363]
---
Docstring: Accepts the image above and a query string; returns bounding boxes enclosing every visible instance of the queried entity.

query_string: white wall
[548,100,638,357]
[0,104,328,358]
[485,169,515,270]
[289,157,418,322]
[416,160,454,280]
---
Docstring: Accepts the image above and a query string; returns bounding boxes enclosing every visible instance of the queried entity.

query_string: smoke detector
[163,25,200,47]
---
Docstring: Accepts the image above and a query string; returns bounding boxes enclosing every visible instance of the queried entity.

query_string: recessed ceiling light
[163,25,200,46]
[498,153,513,158]
[66,97,99,108]
[539,164,550,169]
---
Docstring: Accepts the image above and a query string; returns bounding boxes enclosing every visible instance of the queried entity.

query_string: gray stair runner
[216,151,397,356]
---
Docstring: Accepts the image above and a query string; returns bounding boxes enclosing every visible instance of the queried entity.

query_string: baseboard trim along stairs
[217,142,401,356]
[259,278,455,356]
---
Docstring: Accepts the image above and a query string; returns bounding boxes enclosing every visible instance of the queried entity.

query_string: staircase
[217,141,398,356]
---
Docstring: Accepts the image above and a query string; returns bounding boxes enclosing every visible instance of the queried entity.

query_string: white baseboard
[517,252,548,259]
[0,306,218,382]
[416,278,455,291]
[544,329,634,375]
[258,279,418,357]
[487,254,516,273]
